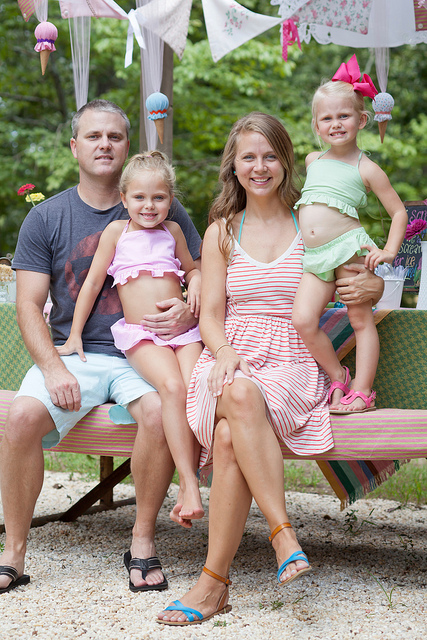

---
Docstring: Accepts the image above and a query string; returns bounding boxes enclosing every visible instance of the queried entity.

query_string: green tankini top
[295,150,367,220]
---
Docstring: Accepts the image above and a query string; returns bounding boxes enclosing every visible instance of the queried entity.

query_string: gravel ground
[1,472,426,640]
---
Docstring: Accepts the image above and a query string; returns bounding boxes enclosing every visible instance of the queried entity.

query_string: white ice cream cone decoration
[372,92,394,143]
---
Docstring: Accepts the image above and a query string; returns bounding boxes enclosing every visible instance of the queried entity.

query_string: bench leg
[100,456,114,507]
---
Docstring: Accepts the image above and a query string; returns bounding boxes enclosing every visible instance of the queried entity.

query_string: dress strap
[357,150,364,166]
[237,210,246,244]
[291,209,299,232]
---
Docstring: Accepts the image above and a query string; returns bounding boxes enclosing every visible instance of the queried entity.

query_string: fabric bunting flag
[17,0,36,22]
[279,0,373,35]
[202,0,282,62]
[59,0,127,20]
[135,0,192,61]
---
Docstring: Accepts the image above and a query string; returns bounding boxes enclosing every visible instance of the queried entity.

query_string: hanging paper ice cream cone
[40,49,51,75]
[154,119,165,144]
[378,121,388,143]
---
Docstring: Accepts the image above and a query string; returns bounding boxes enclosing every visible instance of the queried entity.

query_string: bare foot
[174,481,204,522]
[157,570,230,625]
[169,503,192,529]
[128,537,165,589]
[271,524,310,585]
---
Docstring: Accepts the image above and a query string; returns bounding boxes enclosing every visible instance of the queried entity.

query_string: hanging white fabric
[137,0,164,150]
[34,0,48,22]
[69,16,91,110]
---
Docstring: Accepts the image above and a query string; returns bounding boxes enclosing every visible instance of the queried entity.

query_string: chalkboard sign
[393,201,427,290]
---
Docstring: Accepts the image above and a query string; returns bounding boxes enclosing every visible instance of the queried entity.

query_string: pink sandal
[330,389,376,415]
[328,366,351,405]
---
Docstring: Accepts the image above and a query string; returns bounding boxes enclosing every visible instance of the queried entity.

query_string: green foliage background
[1,0,426,255]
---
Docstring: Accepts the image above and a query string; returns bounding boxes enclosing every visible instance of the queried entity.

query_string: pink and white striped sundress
[186,231,334,480]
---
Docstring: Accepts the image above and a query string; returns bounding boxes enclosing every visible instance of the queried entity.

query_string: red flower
[17,183,35,196]
[405,219,427,240]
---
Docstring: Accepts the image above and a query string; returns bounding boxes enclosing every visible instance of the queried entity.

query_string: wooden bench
[1,303,426,531]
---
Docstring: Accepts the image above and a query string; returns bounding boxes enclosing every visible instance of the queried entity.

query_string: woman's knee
[224,380,262,416]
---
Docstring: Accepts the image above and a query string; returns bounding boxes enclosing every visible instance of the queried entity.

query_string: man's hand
[142,297,198,342]
[335,263,384,306]
[44,366,82,412]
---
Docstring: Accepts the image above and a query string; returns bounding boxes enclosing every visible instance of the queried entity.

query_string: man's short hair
[71,100,130,139]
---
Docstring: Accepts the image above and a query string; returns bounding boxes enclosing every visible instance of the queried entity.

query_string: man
[0,100,201,594]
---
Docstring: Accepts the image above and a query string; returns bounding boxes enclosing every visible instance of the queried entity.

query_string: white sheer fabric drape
[137,0,164,150]
[69,16,91,110]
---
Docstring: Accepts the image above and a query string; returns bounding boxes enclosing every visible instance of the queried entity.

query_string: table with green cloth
[0,302,426,515]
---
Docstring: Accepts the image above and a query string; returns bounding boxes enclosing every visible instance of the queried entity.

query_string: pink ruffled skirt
[111,318,202,353]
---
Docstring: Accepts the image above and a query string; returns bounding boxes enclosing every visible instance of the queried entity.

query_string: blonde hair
[209,112,300,258]
[120,151,175,196]
[311,80,370,134]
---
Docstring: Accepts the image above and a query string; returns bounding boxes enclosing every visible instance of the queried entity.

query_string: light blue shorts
[302,227,376,282]
[15,352,156,449]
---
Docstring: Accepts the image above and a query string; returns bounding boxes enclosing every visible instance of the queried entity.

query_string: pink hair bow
[281,19,301,62]
[332,54,378,98]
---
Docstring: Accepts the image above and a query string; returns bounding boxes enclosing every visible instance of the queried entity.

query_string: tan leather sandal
[157,566,232,626]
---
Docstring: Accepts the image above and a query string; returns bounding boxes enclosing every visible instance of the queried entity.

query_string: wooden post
[99,456,114,506]
[139,44,174,159]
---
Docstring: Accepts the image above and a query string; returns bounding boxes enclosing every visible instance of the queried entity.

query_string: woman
[157,112,382,625]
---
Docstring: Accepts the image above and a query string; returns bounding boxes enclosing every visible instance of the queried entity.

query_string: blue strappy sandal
[269,523,312,586]
[157,566,232,626]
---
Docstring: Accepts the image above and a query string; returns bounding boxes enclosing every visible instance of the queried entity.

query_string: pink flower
[405,219,427,240]
[17,183,35,196]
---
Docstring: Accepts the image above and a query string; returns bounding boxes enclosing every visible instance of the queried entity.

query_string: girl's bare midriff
[299,203,362,248]
[117,272,184,324]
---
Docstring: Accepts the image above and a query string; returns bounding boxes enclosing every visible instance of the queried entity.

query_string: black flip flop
[123,550,168,592]
[0,566,30,594]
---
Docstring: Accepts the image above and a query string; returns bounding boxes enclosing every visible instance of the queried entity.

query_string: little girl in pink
[58,151,204,523]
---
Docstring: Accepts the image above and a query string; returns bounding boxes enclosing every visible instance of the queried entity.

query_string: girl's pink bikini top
[107,220,185,286]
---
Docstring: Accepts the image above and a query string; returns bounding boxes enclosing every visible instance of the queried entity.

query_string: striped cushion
[1,389,426,460]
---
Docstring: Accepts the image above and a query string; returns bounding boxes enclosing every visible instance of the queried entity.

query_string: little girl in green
[292,55,407,414]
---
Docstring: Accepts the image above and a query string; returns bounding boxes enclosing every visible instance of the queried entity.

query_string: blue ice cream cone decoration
[146,92,169,144]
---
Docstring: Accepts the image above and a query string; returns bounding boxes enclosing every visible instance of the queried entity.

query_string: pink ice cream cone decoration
[372,92,394,143]
[34,21,58,75]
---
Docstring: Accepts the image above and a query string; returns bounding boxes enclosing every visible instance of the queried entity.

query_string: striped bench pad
[1,389,426,459]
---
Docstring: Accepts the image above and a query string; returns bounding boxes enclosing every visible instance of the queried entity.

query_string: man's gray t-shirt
[13,186,202,358]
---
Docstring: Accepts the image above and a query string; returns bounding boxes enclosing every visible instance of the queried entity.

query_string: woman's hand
[208,345,252,397]
[56,335,86,362]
